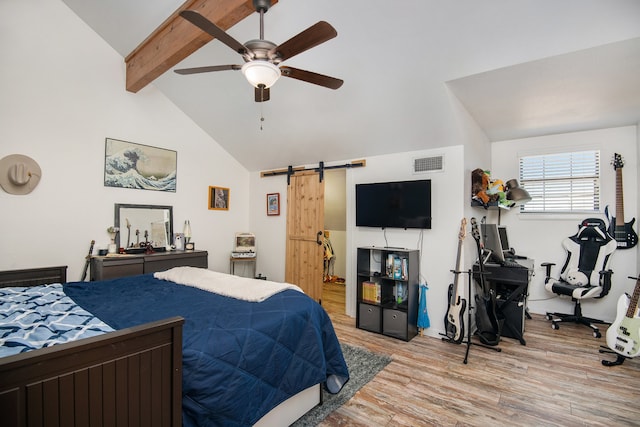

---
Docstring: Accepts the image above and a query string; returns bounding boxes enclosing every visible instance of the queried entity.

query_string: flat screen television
[355,180,432,229]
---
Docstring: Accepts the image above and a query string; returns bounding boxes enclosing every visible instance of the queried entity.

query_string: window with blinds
[519,150,600,213]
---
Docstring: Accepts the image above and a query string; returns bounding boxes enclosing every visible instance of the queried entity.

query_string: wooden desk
[91,250,208,281]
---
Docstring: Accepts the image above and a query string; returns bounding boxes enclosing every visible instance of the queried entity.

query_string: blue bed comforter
[64,273,348,426]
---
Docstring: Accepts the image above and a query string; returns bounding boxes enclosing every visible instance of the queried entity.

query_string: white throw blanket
[154,267,303,302]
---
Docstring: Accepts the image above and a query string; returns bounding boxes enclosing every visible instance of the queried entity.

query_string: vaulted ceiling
[61,0,640,171]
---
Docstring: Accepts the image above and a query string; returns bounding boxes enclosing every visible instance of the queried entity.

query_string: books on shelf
[386,254,408,280]
[362,281,381,303]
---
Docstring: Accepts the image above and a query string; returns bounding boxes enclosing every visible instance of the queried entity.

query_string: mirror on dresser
[114,203,173,251]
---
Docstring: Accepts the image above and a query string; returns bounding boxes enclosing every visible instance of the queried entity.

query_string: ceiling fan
[174,0,344,102]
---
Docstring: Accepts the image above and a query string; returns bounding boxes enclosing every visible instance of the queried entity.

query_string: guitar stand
[463,269,501,364]
[599,345,629,367]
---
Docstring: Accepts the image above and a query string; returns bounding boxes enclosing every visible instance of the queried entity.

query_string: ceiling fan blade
[271,21,337,62]
[255,85,271,102]
[180,10,250,57]
[174,65,241,75]
[280,66,343,90]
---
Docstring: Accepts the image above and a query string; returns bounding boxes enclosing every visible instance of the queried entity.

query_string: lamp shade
[505,179,532,204]
[241,61,281,88]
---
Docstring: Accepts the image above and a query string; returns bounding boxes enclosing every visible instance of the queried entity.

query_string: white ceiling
[60,0,640,172]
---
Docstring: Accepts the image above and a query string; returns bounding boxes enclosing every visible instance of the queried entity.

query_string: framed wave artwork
[104,138,177,192]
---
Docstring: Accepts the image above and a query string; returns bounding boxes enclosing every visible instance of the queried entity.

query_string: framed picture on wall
[267,193,280,216]
[104,138,177,192]
[209,186,230,210]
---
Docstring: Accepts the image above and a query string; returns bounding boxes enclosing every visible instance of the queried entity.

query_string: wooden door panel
[285,171,324,302]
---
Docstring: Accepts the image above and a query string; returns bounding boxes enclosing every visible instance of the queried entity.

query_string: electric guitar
[470,217,500,346]
[444,218,467,344]
[607,153,637,249]
[80,239,95,281]
[606,276,640,358]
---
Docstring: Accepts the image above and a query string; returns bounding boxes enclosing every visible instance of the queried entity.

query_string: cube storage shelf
[356,246,419,341]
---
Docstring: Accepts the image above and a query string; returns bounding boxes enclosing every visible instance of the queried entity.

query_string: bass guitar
[444,218,467,344]
[80,239,95,281]
[470,217,500,346]
[606,275,640,359]
[607,153,638,249]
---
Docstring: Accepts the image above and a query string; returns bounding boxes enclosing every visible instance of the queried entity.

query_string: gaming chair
[542,218,616,338]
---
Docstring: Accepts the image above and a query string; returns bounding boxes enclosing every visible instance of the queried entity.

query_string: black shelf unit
[356,247,419,341]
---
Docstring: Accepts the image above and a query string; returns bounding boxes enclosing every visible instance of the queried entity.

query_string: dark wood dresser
[90,250,208,281]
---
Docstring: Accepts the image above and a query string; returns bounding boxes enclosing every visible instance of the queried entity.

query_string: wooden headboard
[0,266,67,288]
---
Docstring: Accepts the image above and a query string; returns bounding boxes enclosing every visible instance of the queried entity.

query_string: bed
[0,266,349,426]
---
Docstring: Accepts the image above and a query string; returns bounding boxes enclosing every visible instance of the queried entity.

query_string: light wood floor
[321,282,640,426]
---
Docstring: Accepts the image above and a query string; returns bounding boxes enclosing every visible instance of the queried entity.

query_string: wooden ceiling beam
[125,0,278,93]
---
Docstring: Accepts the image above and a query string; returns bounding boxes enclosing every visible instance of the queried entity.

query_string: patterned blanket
[0,284,114,357]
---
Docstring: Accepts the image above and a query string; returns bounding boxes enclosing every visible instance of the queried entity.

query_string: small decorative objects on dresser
[183,220,194,250]
[183,220,192,243]
[174,233,184,250]
[106,226,119,254]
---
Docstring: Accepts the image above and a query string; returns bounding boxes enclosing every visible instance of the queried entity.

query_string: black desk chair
[542,218,616,338]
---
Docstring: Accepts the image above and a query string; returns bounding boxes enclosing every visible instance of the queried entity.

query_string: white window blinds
[519,150,600,213]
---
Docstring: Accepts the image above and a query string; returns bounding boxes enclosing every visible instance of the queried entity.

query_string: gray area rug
[292,343,392,426]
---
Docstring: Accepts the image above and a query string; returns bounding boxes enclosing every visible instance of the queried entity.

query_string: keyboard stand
[473,260,533,345]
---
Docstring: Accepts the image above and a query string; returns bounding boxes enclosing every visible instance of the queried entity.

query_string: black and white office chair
[542,218,617,338]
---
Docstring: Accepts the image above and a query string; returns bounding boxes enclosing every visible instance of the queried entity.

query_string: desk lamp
[498,179,532,225]
[505,179,532,205]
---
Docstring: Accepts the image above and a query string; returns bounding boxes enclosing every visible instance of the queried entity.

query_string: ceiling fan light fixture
[242,61,281,88]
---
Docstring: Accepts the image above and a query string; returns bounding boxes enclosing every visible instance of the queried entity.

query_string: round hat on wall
[0,154,42,195]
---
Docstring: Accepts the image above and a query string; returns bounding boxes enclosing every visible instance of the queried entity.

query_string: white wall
[490,126,638,323]
[249,171,288,280]
[347,146,465,337]
[0,0,251,278]
[250,146,465,340]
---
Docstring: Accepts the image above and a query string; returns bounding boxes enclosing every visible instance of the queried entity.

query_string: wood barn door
[285,171,325,303]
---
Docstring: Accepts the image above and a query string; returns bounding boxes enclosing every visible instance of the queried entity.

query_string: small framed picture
[267,193,280,216]
[209,186,230,210]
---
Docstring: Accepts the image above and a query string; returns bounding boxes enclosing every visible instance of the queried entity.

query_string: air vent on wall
[413,155,444,173]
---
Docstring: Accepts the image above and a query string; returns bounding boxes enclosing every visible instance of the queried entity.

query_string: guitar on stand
[462,218,501,364]
[602,275,640,366]
[470,218,501,347]
[80,239,95,281]
[606,153,637,249]
[443,218,467,344]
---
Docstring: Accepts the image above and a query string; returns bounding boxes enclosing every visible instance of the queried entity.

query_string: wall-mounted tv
[355,180,432,229]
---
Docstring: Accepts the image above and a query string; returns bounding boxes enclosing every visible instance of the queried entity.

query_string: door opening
[322,169,346,314]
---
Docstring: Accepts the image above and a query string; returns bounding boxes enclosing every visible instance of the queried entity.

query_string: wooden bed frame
[0,266,322,426]
[0,266,183,427]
